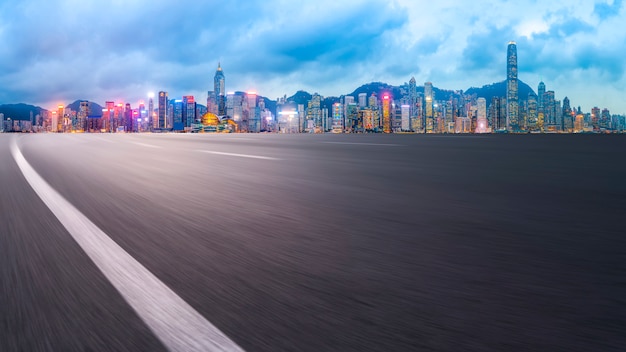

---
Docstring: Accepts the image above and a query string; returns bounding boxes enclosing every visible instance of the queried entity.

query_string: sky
[0,0,624,113]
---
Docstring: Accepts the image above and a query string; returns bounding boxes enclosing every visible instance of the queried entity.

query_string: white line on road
[132,141,162,148]
[11,139,244,352]
[321,142,404,146]
[197,150,281,160]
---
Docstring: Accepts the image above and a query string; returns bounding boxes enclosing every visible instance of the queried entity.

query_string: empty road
[1,133,625,351]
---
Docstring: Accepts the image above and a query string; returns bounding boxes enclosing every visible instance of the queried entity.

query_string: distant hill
[465,80,536,102]
[0,103,47,121]
[349,82,401,100]
[66,100,104,117]
[287,90,313,106]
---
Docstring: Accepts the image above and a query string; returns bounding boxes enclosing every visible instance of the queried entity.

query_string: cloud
[594,0,624,19]
[0,0,624,114]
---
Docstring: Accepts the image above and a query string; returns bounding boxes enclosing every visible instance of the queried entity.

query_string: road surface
[1,133,625,351]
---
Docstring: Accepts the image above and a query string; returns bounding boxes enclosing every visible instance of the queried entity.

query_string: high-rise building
[506,41,519,131]
[246,92,261,133]
[158,91,168,129]
[475,98,488,133]
[306,93,322,132]
[358,93,367,108]
[124,103,132,132]
[424,82,434,133]
[544,91,555,126]
[183,96,196,128]
[344,95,354,129]
[332,103,343,132]
[537,81,546,114]
[562,97,572,131]
[401,104,410,131]
[148,95,154,131]
[171,100,184,130]
[214,63,226,116]
[382,94,392,133]
[527,93,538,130]
[409,77,418,122]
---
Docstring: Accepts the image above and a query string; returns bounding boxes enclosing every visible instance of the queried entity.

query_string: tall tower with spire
[214,63,226,115]
[506,41,519,131]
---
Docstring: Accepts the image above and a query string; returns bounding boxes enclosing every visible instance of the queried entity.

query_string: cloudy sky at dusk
[0,0,624,112]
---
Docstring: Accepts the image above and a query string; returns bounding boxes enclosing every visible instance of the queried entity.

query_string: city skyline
[0,0,624,113]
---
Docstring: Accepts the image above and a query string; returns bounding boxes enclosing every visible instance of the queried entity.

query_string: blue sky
[0,0,624,113]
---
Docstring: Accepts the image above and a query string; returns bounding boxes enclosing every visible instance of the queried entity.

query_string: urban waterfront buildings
[2,44,624,134]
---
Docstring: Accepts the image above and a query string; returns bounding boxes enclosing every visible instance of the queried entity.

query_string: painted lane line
[321,141,404,146]
[11,140,244,352]
[197,150,281,160]
[132,141,162,148]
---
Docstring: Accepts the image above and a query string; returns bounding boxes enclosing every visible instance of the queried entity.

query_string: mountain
[349,82,401,100]
[66,100,104,117]
[286,90,313,106]
[0,103,47,121]
[465,80,536,103]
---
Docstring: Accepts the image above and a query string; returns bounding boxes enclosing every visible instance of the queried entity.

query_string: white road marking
[132,141,162,148]
[321,141,403,146]
[11,140,244,352]
[197,150,281,160]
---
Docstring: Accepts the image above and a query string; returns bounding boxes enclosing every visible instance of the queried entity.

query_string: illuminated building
[506,41,519,131]
[343,96,354,131]
[124,103,132,132]
[444,101,454,133]
[401,105,410,131]
[54,105,64,132]
[346,103,358,132]
[276,102,299,133]
[591,106,600,131]
[475,98,489,133]
[574,113,584,132]
[103,101,115,132]
[305,93,322,132]
[79,101,89,132]
[382,94,391,133]
[183,96,196,128]
[226,92,245,130]
[332,103,343,132]
[246,92,261,133]
[527,94,538,130]
[171,100,183,131]
[368,93,377,109]
[158,91,168,129]
[148,93,154,131]
[562,97,572,132]
[424,82,434,132]
[362,109,374,131]
[601,108,612,130]
[544,91,555,126]
[214,63,226,116]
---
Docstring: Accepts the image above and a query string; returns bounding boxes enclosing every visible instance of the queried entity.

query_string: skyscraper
[158,91,168,129]
[506,41,519,131]
[183,96,196,128]
[424,82,434,132]
[214,63,226,116]
[475,98,488,133]
[382,94,392,133]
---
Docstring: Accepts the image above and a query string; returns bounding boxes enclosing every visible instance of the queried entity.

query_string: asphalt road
[1,132,625,351]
